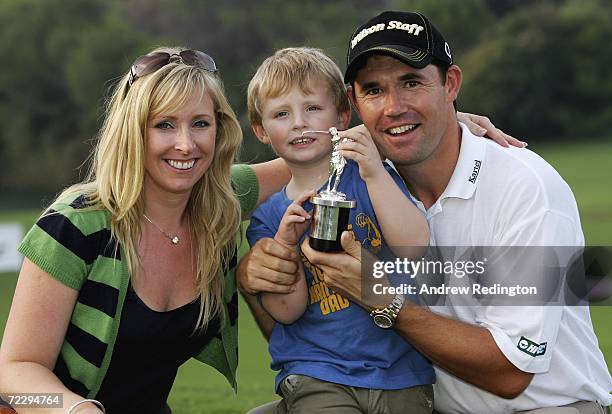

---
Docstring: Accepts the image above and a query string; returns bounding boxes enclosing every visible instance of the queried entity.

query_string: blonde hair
[247,47,350,127]
[57,47,242,329]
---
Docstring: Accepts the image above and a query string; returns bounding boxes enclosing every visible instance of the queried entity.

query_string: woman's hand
[457,112,527,148]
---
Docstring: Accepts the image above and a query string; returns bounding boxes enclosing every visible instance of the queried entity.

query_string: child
[245,47,434,413]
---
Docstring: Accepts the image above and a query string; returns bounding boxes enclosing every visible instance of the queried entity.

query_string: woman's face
[144,90,217,200]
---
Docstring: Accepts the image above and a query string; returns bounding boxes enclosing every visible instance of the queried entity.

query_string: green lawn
[0,140,610,413]
[535,140,612,245]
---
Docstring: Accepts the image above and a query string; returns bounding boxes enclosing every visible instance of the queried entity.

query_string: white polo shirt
[407,124,612,413]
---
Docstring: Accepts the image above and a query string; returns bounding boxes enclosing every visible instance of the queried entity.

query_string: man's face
[350,55,459,167]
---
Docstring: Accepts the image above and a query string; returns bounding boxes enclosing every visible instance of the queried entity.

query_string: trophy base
[309,236,343,252]
[309,204,353,252]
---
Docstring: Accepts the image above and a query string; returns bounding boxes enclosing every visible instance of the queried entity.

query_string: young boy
[245,47,434,413]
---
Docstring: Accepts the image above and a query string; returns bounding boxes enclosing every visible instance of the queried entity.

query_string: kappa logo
[468,159,482,184]
[517,336,547,357]
[351,21,425,49]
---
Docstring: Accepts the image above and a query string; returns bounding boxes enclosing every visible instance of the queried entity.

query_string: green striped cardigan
[18,164,259,398]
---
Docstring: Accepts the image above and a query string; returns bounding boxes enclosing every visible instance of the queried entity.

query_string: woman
[0,47,286,414]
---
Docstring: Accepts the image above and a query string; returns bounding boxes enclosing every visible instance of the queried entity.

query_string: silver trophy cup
[304,127,356,252]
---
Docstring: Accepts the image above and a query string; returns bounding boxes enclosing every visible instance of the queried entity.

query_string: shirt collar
[385,123,487,212]
[439,122,487,201]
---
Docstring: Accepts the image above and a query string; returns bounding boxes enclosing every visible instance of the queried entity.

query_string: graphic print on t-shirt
[355,214,382,250]
[301,214,382,316]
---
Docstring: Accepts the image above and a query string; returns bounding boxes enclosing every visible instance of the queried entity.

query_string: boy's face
[253,80,349,167]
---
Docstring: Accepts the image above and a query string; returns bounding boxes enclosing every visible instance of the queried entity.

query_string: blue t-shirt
[247,160,435,391]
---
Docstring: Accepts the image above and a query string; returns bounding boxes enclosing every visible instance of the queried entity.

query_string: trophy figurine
[302,127,356,252]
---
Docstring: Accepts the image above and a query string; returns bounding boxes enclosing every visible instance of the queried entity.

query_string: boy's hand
[275,190,315,248]
[338,125,385,181]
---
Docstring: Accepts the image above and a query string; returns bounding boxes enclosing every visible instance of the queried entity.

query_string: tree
[459,0,612,140]
[0,0,151,194]
[122,0,385,161]
[390,0,494,57]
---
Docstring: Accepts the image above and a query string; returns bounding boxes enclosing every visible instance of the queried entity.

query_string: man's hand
[457,111,527,148]
[302,232,380,310]
[237,238,300,295]
[301,232,361,302]
[302,232,395,310]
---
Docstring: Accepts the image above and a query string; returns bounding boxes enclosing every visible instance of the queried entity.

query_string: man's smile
[387,124,418,136]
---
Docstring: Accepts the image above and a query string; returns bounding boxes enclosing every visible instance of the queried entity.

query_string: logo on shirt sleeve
[517,336,547,357]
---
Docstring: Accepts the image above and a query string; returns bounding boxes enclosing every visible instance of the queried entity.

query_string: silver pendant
[171,236,180,245]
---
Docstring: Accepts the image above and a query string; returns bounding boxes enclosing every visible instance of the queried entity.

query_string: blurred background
[0,0,610,412]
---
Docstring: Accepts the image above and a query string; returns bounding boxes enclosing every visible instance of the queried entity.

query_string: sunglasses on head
[127,50,218,89]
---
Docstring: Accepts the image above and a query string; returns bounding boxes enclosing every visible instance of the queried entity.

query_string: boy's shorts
[249,374,434,414]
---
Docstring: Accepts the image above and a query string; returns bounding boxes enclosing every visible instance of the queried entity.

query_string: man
[238,11,612,414]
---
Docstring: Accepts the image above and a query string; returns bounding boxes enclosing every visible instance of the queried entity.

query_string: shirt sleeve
[245,205,277,248]
[231,164,259,218]
[477,181,584,373]
[18,201,96,291]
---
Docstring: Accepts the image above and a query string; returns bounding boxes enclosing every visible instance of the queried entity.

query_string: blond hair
[247,47,350,127]
[57,47,242,329]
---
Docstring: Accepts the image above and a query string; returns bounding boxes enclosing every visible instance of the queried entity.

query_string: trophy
[302,127,356,252]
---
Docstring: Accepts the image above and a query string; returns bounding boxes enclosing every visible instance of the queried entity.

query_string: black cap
[344,11,452,83]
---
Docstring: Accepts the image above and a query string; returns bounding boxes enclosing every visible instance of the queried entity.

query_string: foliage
[0,0,610,195]
[121,0,386,161]
[460,0,612,139]
[390,0,494,56]
[0,0,151,193]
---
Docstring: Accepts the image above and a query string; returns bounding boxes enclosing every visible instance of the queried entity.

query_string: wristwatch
[370,294,405,329]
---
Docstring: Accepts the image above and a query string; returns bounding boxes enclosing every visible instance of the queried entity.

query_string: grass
[0,140,610,413]
[532,140,612,245]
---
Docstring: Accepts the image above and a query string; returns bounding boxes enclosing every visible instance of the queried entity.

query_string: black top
[95,285,219,414]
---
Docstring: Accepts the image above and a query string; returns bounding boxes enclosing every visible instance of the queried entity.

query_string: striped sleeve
[18,196,115,291]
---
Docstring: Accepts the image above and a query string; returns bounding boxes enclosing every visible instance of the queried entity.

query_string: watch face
[373,314,393,329]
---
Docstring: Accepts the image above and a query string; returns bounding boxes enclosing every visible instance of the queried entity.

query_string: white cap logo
[351,21,425,49]
[445,42,452,60]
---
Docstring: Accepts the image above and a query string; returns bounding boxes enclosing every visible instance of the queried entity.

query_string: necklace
[143,214,180,245]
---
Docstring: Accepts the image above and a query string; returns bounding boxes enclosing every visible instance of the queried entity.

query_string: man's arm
[240,286,274,341]
[393,303,533,399]
[236,238,300,340]
[300,232,533,399]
